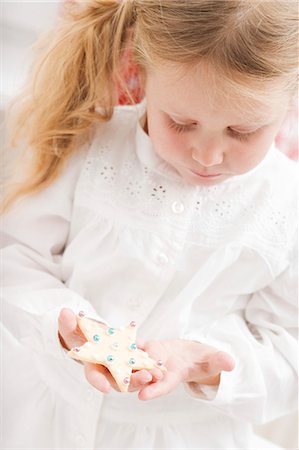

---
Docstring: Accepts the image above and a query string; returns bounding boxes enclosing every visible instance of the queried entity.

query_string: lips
[190,170,222,178]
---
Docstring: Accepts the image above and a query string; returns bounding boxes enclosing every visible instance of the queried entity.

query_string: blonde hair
[2,0,298,211]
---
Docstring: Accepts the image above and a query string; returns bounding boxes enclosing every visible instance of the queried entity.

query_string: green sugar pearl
[107,355,114,362]
[130,343,137,350]
[128,357,136,365]
[93,334,100,342]
[107,328,115,335]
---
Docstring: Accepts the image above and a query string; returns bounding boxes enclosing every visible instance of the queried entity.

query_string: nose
[191,138,224,167]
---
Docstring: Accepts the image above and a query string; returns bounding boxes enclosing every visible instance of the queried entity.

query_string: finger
[208,351,235,375]
[84,362,111,394]
[134,341,164,382]
[149,367,164,382]
[129,367,165,392]
[136,338,146,350]
[138,371,180,401]
[193,351,235,385]
[58,308,86,350]
[129,370,152,391]
[58,308,77,335]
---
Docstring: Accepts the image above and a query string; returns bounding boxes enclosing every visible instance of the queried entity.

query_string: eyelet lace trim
[75,133,296,269]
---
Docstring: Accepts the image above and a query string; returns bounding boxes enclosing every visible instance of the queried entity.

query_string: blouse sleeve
[1,150,104,386]
[183,235,298,425]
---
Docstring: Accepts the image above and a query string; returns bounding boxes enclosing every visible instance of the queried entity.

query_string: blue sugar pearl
[130,343,137,350]
[107,328,115,335]
[128,357,136,365]
[107,355,114,362]
[93,335,100,342]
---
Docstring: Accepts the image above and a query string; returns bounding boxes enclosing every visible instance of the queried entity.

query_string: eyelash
[167,119,256,142]
[167,120,195,134]
[227,128,255,142]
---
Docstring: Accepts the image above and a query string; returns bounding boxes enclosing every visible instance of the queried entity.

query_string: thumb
[207,351,235,376]
[58,308,86,350]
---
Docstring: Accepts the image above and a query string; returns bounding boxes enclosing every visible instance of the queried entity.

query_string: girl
[1,1,298,449]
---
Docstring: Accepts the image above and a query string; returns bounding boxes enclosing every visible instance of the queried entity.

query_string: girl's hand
[58,308,163,394]
[136,339,235,401]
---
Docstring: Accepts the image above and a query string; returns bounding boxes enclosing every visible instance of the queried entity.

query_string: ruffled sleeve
[183,232,298,424]
[1,149,105,387]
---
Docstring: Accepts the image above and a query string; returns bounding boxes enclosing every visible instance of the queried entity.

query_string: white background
[1,0,61,107]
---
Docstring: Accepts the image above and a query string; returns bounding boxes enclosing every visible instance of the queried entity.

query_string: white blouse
[1,100,298,450]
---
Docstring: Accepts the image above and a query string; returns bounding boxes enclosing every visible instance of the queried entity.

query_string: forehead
[145,62,288,125]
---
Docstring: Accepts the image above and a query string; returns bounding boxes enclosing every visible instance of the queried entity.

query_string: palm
[137,339,235,401]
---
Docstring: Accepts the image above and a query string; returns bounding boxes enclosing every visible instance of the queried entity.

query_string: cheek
[148,120,185,160]
[230,136,272,172]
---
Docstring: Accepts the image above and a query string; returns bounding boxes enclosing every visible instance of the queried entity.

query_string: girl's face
[142,63,290,185]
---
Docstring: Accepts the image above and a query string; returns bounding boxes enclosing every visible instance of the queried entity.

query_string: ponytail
[2,0,137,211]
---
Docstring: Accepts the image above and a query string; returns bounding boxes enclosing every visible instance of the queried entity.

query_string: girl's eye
[167,118,258,140]
[167,119,196,134]
[228,127,257,142]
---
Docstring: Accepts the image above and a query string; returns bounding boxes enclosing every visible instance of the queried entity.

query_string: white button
[75,434,86,447]
[157,253,169,265]
[172,201,185,214]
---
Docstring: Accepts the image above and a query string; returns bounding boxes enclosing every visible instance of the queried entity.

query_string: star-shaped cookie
[68,313,167,392]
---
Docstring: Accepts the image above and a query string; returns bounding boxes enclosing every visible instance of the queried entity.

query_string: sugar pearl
[107,328,115,335]
[130,343,137,350]
[128,357,136,365]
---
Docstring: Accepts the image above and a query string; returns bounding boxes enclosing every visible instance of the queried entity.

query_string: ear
[138,66,147,93]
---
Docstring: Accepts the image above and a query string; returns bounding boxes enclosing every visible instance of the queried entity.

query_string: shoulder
[77,100,149,184]
[263,147,297,188]
[238,146,297,210]
[72,102,148,205]
[244,147,297,270]
[194,147,298,273]
[256,147,297,216]
[93,102,144,141]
